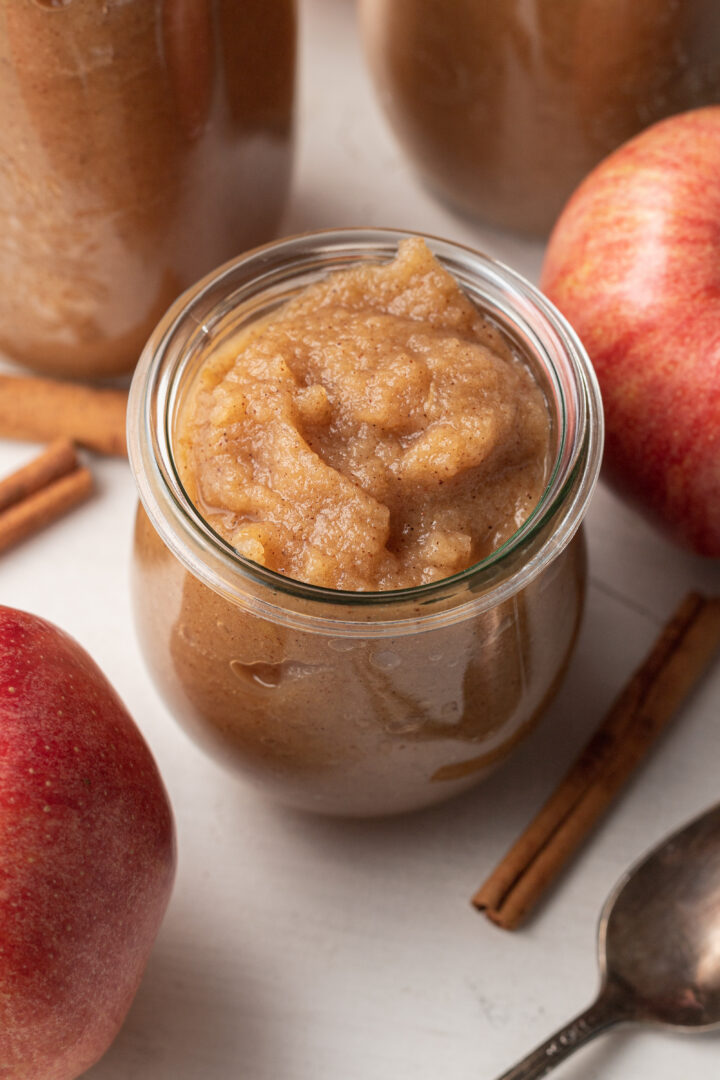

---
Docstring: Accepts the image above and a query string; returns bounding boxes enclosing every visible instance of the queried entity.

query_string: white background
[2,1,720,1077]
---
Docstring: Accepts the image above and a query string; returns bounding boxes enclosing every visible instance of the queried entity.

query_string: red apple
[541,106,720,556]
[0,606,176,1079]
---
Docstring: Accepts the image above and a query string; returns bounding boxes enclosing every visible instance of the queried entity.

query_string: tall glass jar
[0,0,296,378]
[360,0,720,235]
[128,229,603,817]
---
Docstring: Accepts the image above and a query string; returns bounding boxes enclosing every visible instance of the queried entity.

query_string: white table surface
[3,2,720,1077]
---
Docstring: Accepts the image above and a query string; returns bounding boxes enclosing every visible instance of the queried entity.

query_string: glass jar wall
[128,229,603,817]
[360,0,720,235]
[0,0,296,377]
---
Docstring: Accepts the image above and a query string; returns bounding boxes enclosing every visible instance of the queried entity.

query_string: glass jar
[0,0,296,378]
[128,228,603,817]
[360,0,720,235]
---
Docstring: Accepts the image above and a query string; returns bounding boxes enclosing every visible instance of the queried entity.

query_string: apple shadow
[82,913,266,1080]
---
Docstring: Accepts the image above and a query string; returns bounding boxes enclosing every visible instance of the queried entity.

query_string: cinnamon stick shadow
[472,592,720,929]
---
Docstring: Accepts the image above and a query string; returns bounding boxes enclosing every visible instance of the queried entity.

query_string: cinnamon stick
[0,467,93,554]
[0,439,77,514]
[0,374,128,456]
[473,592,720,930]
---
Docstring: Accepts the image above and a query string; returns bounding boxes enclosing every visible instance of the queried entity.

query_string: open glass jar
[128,229,603,817]
[0,0,295,378]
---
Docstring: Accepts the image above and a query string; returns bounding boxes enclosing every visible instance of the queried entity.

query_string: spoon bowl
[495,802,720,1079]
[600,802,720,1031]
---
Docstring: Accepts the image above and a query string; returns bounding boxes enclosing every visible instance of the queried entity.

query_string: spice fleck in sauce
[177,239,551,590]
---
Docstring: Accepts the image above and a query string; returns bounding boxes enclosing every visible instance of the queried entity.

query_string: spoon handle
[492,990,626,1080]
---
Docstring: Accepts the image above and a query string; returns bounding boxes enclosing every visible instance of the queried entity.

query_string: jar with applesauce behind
[0,0,295,379]
[127,229,603,817]
[359,0,720,235]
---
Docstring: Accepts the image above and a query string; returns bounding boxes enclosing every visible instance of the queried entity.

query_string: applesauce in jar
[176,239,551,590]
[129,230,603,816]
[360,0,720,235]
[0,0,295,378]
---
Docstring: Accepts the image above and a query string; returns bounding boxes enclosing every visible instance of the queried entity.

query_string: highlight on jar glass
[359,0,720,236]
[127,228,603,817]
[0,0,296,379]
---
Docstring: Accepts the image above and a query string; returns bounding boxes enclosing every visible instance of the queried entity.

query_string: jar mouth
[128,227,603,635]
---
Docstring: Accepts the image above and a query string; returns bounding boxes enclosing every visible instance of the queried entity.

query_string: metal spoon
[494,802,720,1079]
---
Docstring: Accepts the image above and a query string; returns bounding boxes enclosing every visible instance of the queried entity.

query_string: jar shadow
[255,580,653,906]
[280,186,546,284]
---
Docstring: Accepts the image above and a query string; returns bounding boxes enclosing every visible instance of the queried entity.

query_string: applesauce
[0,0,295,378]
[128,230,603,816]
[176,239,551,590]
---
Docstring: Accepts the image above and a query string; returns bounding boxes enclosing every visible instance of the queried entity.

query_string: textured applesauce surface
[176,238,551,590]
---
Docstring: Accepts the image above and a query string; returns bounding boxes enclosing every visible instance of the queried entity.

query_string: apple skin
[0,607,176,1079]
[541,106,720,556]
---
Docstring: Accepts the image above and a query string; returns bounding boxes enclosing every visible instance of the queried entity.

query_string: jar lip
[128,227,603,636]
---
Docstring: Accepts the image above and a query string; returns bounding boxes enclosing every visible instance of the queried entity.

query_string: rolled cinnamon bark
[0,467,93,554]
[473,592,720,929]
[0,375,128,456]
[0,438,77,514]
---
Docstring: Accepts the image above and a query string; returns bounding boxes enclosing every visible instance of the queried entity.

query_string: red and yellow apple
[0,606,176,1079]
[541,106,720,556]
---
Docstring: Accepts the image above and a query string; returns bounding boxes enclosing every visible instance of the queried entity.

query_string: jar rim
[128,227,603,636]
